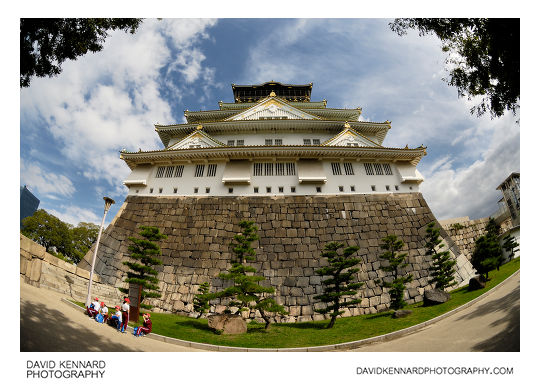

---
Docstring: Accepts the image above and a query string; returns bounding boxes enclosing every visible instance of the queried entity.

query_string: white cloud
[20,18,218,190]
[47,205,101,227]
[420,112,520,220]
[20,160,75,198]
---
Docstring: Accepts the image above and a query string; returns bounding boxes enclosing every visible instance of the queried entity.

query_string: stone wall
[80,193,475,322]
[441,218,490,262]
[20,234,123,306]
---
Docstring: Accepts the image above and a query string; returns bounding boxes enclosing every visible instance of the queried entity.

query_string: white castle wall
[125,160,421,197]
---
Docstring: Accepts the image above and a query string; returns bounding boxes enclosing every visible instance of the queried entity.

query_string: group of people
[86,296,151,336]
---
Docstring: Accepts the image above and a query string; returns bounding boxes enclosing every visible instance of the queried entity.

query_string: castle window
[371,185,376,191]
[156,167,165,178]
[331,162,342,175]
[347,142,359,147]
[227,140,235,146]
[229,187,234,194]
[253,163,263,176]
[291,186,296,193]
[395,185,399,191]
[149,188,153,193]
[265,139,273,145]
[286,162,296,175]
[135,189,139,193]
[173,188,178,193]
[344,162,354,175]
[159,188,163,193]
[364,163,374,175]
[274,139,283,145]
[206,187,210,194]
[316,186,322,193]
[339,186,344,192]
[195,164,205,177]
[386,185,390,191]
[276,163,285,176]
[383,163,393,175]
[278,186,284,193]
[194,187,198,193]
[174,165,184,177]
[350,185,355,192]
[303,139,311,145]
[207,164,217,177]
[254,187,259,193]
[236,139,244,146]
[165,166,174,178]
[312,139,320,145]
[266,187,272,193]
[264,163,274,176]
[374,163,384,175]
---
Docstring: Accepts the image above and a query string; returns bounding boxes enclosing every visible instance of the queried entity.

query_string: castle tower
[80,82,474,321]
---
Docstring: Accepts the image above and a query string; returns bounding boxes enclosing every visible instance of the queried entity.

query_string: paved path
[350,271,520,352]
[20,278,204,352]
[20,271,519,352]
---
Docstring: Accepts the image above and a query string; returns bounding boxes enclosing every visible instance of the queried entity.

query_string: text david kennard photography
[27,360,106,379]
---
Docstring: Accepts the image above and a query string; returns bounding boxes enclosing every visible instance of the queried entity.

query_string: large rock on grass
[468,276,486,291]
[393,309,412,318]
[207,314,247,334]
[423,288,451,305]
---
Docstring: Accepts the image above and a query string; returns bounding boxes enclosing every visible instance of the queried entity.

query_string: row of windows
[253,162,296,176]
[364,163,393,176]
[142,184,408,195]
[157,162,393,179]
[224,138,322,146]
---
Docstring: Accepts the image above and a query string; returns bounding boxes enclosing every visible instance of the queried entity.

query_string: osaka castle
[81,81,475,321]
[120,81,426,197]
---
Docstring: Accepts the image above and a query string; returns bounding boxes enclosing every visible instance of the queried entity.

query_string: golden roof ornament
[344,121,351,129]
[269,91,276,97]
[196,124,203,130]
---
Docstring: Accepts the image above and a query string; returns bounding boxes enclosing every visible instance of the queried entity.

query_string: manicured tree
[120,226,167,310]
[194,282,211,319]
[378,235,413,311]
[502,234,519,263]
[471,218,502,281]
[212,220,286,328]
[424,222,456,290]
[314,242,364,329]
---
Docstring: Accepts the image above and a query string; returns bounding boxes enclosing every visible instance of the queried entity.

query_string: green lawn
[74,258,519,348]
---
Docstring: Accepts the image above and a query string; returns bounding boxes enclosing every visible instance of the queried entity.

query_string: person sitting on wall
[110,306,122,329]
[86,297,100,318]
[120,297,130,333]
[99,302,109,324]
[135,313,152,337]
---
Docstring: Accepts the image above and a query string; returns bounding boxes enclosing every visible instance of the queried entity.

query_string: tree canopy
[21,209,99,263]
[389,18,519,118]
[20,18,142,87]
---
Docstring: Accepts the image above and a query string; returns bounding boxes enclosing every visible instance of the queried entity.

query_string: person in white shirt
[99,302,109,323]
[86,297,100,318]
[110,306,122,329]
[120,298,130,333]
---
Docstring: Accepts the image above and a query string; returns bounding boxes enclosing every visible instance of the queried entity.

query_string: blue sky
[20,18,520,226]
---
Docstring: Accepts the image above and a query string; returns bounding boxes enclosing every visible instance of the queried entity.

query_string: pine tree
[378,235,413,311]
[212,220,286,329]
[424,222,456,290]
[121,226,167,310]
[502,234,519,262]
[194,282,211,318]
[471,218,502,281]
[314,242,363,329]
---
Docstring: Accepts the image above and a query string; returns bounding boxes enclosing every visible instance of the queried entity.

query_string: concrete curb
[62,269,519,352]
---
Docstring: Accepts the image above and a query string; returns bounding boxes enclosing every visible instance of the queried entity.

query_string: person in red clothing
[119,297,130,333]
[86,297,100,318]
[135,313,152,337]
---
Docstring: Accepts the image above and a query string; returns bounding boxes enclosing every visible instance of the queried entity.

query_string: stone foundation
[441,218,490,262]
[80,193,475,322]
